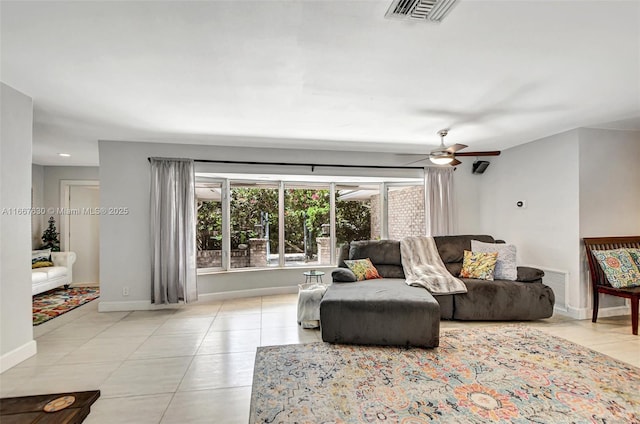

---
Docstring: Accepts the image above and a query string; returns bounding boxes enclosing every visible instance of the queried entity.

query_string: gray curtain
[424,167,454,236]
[150,158,197,304]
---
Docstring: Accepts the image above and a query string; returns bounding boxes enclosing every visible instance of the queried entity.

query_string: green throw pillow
[592,249,640,288]
[344,258,381,281]
[626,248,640,269]
[459,250,498,281]
[32,261,54,269]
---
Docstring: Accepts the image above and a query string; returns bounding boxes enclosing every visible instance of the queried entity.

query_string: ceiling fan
[426,129,501,166]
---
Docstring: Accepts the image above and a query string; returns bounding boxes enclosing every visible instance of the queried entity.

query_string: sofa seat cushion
[434,294,454,320]
[453,279,555,321]
[32,271,48,284]
[44,266,68,279]
[320,279,440,347]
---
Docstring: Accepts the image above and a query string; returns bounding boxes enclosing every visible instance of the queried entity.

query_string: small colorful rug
[250,326,640,423]
[33,287,100,326]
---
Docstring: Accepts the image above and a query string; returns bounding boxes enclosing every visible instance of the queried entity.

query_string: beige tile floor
[1,294,638,423]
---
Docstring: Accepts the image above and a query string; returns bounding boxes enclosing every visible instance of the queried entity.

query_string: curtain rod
[147,157,428,170]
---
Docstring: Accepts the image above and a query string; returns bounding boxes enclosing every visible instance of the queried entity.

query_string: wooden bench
[583,236,640,335]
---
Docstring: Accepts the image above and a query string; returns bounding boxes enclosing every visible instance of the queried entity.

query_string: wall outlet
[516,200,527,208]
[122,286,129,296]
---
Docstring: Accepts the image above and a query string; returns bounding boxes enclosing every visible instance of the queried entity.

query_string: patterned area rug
[33,287,100,326]
[250,326,640,423]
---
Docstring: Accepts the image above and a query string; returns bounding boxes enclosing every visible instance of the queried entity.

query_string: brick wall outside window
[370,185,425,240]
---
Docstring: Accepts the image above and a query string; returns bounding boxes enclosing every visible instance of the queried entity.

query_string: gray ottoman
[320,279,440,348]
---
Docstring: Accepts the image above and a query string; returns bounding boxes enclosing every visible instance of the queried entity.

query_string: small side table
[303,270,325,284]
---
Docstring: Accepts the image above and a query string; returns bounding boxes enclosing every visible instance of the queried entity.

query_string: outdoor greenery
[196,201,222,250]
[336,199,371,244]
[196,187,371,255]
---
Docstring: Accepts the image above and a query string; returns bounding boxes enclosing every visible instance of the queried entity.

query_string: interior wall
[31,164,45,248]
[0,83,36,372]
[98,140,440,309]
[478,129,582,311]
[578,128,640,236]
[452,159,482,234]
[578,128,640,310]
[42,166,99,250]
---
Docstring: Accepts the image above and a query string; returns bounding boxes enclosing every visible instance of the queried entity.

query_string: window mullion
[381,182,389,240]
[278,181,285,268]
[330,182,336,264]
[222,179,231,270]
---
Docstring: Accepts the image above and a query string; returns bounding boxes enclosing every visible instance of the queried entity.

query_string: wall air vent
[385,0,459,22]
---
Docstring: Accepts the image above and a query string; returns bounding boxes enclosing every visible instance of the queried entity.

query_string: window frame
[195,177,225,273]
[195,172,424,274]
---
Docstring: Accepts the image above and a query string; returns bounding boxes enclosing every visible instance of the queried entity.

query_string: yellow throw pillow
[32,260,54,269]
[460,250,498,280]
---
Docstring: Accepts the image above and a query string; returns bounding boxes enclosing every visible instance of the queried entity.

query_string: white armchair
[32,251,76,296]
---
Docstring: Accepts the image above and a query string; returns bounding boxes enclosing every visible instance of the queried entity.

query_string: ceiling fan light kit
[429,153,454,165]
[423,129,501,167]
[429,129,456,165]
[430,157,454,165]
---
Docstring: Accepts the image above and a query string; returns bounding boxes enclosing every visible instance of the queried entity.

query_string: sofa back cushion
[349,240,402,265]
[434,235,495,264]
[337,243,350,268]
[374,264,406,279]
[348,240,404,278]
[340,236,501,279]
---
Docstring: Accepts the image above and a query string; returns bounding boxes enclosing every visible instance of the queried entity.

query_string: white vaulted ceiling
[1,0,639,165]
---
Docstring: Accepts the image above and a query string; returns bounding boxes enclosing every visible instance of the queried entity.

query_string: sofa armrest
[51,251,76,268]
[51,251,76,283]
[516,266,544,282]
[332,268,357,283]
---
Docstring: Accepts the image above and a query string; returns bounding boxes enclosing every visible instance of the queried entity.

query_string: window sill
[197,265,336,277]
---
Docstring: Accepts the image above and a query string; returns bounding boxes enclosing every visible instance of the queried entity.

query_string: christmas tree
[41,216,61,251]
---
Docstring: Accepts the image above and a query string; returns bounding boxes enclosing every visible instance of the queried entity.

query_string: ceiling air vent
[385,0,459,22]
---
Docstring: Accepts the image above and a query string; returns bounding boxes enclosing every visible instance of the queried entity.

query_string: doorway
[62,181,100,286]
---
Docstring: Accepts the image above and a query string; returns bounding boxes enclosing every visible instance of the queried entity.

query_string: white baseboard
[98,300,154,312]
[558,305,630,320]
[70,282,99,288]
[197,286,298,303]
[98,286,298,312]
[1,340,37,374]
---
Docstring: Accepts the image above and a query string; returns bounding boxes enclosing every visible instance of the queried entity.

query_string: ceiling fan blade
[446,143,468,153]
[403,157,430,166]
[455,151,501,157]
[449,159,462,166]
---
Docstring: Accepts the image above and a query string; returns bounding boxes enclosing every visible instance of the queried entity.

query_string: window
[284,184,330,267]
[386,184,425,239]
[229,182,279,268]
[196,182,222,269]
[336,184,378,246]
[195,171,423,272]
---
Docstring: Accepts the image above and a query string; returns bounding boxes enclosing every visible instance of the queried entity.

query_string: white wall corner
[0,340,37,374]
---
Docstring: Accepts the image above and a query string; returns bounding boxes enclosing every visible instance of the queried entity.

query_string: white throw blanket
[400,236,467,295]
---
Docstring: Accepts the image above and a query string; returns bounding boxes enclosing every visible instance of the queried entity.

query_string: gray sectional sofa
[320,235,555,347]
